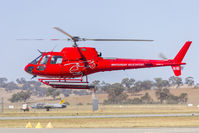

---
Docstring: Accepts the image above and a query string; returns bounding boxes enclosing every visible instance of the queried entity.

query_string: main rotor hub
[72,36,81,42]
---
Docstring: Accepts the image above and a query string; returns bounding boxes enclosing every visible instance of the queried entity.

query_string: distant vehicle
[31,99,66,111]
[21,103,29,112]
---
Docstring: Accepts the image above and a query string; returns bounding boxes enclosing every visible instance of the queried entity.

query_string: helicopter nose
[25,64,34,74]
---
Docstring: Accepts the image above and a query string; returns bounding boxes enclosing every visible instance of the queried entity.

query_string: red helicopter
[24,27,191,89]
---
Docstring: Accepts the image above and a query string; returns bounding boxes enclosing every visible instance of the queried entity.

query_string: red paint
[25,41,192,88]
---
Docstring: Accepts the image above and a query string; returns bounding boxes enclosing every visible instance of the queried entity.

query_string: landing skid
[39,76,94,89]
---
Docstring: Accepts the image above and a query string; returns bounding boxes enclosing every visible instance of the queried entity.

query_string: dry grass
[1,116,199,128]
[2,87,199,106]
[1,104,199,128]
[0,105,199,117]
[1,87,199,128]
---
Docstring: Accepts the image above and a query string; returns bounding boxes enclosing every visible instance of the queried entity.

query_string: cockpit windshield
[30,55,42,65]
[40,55,50,64]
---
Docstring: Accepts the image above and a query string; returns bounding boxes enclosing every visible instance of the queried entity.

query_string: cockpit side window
[30,55,42,65]
[50,56,63,64]
[40,55,50,64]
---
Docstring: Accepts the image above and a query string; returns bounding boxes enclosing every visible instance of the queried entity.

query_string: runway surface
[0,113,199,120]
[1,128,199,133]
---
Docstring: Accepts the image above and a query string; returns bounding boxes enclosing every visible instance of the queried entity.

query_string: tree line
[93,76,195,94]
[0,76,196,103]
[93,76,194,104]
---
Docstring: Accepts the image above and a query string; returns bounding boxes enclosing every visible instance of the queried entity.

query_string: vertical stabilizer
[171,41,191,76]
[174,41,192,63]
[60,99,65,104]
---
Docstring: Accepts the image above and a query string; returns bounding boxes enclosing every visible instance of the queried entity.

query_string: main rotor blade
[17,39,45,40]
[83,39,154,41]
[17,39,68,41]
[54,27,73,40]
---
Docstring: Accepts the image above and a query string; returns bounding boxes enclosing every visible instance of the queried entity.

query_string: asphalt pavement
[0,113,198,120]
[0,128,199,133]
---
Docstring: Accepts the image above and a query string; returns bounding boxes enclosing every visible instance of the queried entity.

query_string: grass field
[1,116,199,128]
[0,104,199,117]
[0,105,199,127]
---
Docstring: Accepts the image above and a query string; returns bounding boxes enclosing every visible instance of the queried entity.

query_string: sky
[0,0,199,83]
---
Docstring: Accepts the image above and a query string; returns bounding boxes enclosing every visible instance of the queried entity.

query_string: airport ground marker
[25,122,32,128]
[35,122,42,128]
[46,122,54,128]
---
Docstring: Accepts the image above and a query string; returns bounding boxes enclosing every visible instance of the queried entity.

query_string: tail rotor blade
[158,53,168,60]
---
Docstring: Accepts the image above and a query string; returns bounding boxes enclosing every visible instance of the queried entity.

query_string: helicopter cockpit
[25,54,64,75]
[30,54,63,65]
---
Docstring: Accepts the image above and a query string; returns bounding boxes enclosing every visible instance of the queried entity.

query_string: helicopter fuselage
[25,42,191,79]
